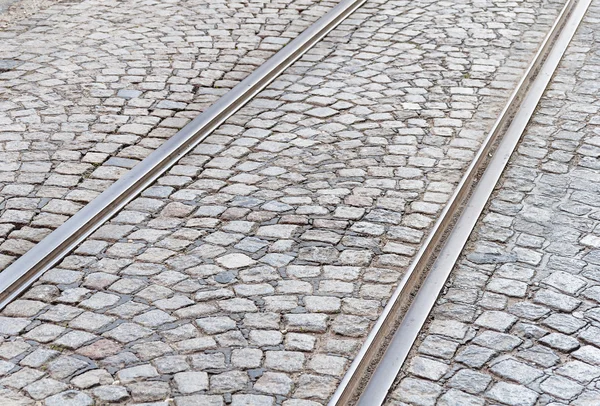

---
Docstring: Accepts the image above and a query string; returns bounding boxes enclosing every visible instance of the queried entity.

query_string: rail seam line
[329,0,592,403]
[0,0,367,309]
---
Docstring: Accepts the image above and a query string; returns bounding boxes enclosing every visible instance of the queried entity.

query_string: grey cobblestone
[0,0,568,404]
[387,3,600,404]
[0,0,331,267]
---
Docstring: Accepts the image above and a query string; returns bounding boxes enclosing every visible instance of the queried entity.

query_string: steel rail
[329,0,591,404]
[0,0,367,310]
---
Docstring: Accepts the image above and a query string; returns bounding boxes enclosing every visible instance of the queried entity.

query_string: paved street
[0,0,330,269]
[387,2,600,405]
[0,0,589,404]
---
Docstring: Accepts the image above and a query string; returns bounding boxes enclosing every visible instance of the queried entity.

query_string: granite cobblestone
[0,0,569,404]
[0,0,330,269]
[387,3,600,404]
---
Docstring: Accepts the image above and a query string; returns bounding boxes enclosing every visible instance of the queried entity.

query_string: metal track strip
[329,0,592,404]
[0,0,366,309]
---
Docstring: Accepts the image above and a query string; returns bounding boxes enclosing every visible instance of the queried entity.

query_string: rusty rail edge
[329,0,591,403]
[0,0,367,309]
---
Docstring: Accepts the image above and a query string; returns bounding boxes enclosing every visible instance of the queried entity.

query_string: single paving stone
[539,332,580,352]
[155,355,189,374]
[540,375,584,400]
[231,394,274,406]
[429,319,468,339]
[307,354,347,376]
[438,389,485,406]
[77,339,122,360]
[1,367,44,389]
[231,348,262,369]
[543,313,586,334]
[20,348,59,368]
[92,385,129,402]
[517,345,560,367]
[293,374,338,400]
[573,345,600,365]
[0,340,31,359]
[407,356,449,381]
[0,317,31,335]
[190,353,226,370]
[80,292,120,310]
[128,381,170,401]
[250,330,283,346]
[490,358,544,384]
[508,302,550,320]
[117,364,158,383]
[210,370,248,393]
[284,314,328,333]
[487,277,528,297]
[474,311,518,332]
[448,369,492,395]
[256,225,298,239]
[265,351,305,373]
[542,271,587,294]
[174,371,209,394]
[40,269,83,285]
[392,377,442,406]
[578,326,600,347]
[71,369,113,389]
[69,312,115,331]
[24,378,68,400]
[133,309,176,327]
[0,360,15,376]
[215,253,256,269]
[455,345,496,368]
[3,300,47,317]
[47,356,88,380]
[486,382,538,406]
[571,391,600,406]
[419,336,460,359]
[472,331,523,351]
[254,372,293,395]
[197,316,237,334]
[555,360,600,384]
[281,401,321,406]
[173,336,217,353]
[54,330,97,350]
[285,333,316,352]
[44,390,93,406]
[533,289,581,312]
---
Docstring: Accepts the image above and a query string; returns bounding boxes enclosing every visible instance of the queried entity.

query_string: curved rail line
[0,0,367,310]
[329,0,593,404]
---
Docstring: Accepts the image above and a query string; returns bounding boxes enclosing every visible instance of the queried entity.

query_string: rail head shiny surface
[0,0,367,310]
[328,0,588,404]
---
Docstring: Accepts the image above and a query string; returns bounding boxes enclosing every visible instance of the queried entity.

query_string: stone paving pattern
[0,0,570,405]
[387,2,600,405]
[0,0,330,269]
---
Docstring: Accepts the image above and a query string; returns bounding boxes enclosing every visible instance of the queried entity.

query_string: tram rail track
[329,0,593,404]
[0,0,591,404]
[0,0,366,310]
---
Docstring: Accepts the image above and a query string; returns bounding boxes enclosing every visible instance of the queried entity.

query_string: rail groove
[0,0,366,310]
[329,0,592,404]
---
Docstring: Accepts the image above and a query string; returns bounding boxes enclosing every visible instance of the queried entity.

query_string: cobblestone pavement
[1,0,73,27]
[387,2,600,405]
[0,0,571,405]
[0,0,330,269]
